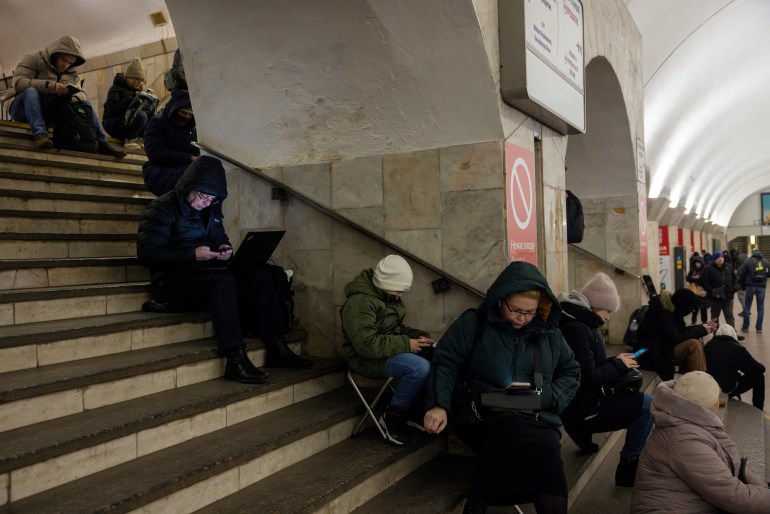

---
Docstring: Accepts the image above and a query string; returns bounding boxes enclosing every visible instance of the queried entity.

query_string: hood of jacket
[481,261,561,332]
[691,255,705,267]
[653,290,675,313]
[558,290,604,329]
[751,250,764,259]
[174,156,228,201]
[651,380,724,432]
[164,90,195,126]
[44,36,85,70]
[344,268,391,301]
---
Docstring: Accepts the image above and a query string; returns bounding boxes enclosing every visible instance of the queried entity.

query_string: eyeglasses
[502,298,538,318]
[194,190,217,204]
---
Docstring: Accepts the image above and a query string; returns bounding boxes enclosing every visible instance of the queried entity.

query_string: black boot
[615,455,640,487]
[265,336,313,369]
[224,346,269,384]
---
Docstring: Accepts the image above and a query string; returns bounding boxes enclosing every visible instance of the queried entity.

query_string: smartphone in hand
[632,348,648,358]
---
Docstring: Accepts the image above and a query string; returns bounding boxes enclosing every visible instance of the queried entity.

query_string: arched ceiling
[2,1,767,228]
[626,0,770,227]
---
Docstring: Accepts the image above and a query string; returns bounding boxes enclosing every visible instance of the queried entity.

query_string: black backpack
[566,190,585,243]
[622,305,649,347]
[51,100,98,153]
[752,259,767,282]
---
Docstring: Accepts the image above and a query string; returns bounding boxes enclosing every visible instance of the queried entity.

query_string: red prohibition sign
[509,156,534,230]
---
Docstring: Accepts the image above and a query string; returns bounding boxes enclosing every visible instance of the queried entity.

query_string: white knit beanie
[715,324,738,340]
[372,255,412,292]
[673,371,721,410]
[580,272,621,313]
[125,58,145,80]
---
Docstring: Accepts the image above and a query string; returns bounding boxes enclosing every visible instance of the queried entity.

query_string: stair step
[0,188,148,216]
[0,311,211,373]
[194,431,442,514]
[0,124,147,160]
[0,236,137,260]
[0,256,147,291]
[0,142,145,171]
[0,167,150,197]
[0,331,305,431]
[0,387,363,512]
[0,210,139,235]
[0,360,345,502]
[351,452,473,513]
[0,281,150,326]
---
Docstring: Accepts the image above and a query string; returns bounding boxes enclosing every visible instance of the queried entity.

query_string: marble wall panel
[284,200,333,251]
[383,150,441,230]
[441,189,505,291]
[287,249,337,357]
[331,156,383,209]
[331,224,390,306]
[282,163,332,208]
[439,141,503,192]
[384,229,442,269]
[334,207,386,238]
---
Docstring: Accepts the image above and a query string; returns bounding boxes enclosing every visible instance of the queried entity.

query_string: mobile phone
[422,340,435,348]
[632,348,648,358]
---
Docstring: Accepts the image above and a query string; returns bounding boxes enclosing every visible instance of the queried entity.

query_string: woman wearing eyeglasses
[142,89,200,196]
[424,261,580,514]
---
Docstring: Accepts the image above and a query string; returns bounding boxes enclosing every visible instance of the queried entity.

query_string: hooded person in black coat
[142,89,200,196]
[558,273,653,487]
[635,289,716,380]
[137,156,312,383]
[705,324,765,409]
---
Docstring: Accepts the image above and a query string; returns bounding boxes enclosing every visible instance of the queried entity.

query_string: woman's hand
[409,337,434,353]
[424,407,447,434]
[616,353,639,369]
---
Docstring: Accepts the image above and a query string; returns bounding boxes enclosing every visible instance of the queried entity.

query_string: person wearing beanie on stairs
[8,35,126,157]
[705,323,766,410]
[142,89,199,196]
[340,255,433,446]
[558,272,653,487]
[635,288,716,380]
[102,57,157,151]
[631,371,770,513]
[137,155,313,385]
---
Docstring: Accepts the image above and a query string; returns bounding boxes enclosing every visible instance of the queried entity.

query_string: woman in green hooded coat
[424,261,580,514]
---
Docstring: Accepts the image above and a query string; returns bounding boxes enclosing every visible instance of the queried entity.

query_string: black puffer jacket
[737,251,769,289]
[705,335,766,394]
[701,261,736,300]
[102,73,140,136]
[636,290,707,380]
[137,155,229,281]
[142,90,199,193]
[558,292,633,421]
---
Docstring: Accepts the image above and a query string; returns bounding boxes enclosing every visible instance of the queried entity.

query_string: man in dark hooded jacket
[137,156,312,383]
[142,89,199,196]
[635,289,716,380]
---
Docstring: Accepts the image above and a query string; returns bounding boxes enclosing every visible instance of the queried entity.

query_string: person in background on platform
[558,273,653,487]
[686,255,709,324]
[631,371,770,513]
[701,251,741,339]
[8,35,125,157]
[705,324,765,410]
[102,58,157,150]
[634,289,715,380]
[142,89,199,196]
[738,250,768,334]
[424,261,580,514]
[137,155,312,385]
[340,255,433,446]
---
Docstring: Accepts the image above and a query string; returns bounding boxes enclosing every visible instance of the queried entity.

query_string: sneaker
[123,138,141,151]
[741,328,750,333]
[738,335,746,342]
[378,407,412,446]
[97,141,126,158]
[758,330,763,334]
[33,133,53,149]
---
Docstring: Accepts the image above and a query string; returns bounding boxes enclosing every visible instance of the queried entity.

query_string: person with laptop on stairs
[137,155,312,384]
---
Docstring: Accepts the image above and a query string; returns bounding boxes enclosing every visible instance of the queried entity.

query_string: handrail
[197,143,486,298]
[568,243,641,279]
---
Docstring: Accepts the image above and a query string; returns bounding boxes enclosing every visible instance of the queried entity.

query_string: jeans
[385,352,430,409]
[621,393,653,458]
[11,87,107,142]
[742,286,765,331]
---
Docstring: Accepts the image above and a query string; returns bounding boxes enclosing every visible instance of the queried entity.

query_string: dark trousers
[711,297,735,328]
[733,373,766,410]
[152,267,287,354]
[103,110,148,140]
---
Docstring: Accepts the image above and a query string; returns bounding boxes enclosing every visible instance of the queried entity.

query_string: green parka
[340,269,423,378]
[11,36,87,103]
[426,261,580,426]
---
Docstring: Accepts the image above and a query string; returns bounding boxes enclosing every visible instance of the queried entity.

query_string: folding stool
[346,368,394,440]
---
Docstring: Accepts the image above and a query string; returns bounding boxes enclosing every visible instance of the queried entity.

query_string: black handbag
[601,368,643,397]
[480,343,543,412]
[711,286,726,300]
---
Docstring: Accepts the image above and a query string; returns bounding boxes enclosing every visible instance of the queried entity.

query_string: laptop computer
[226,230,285,272]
